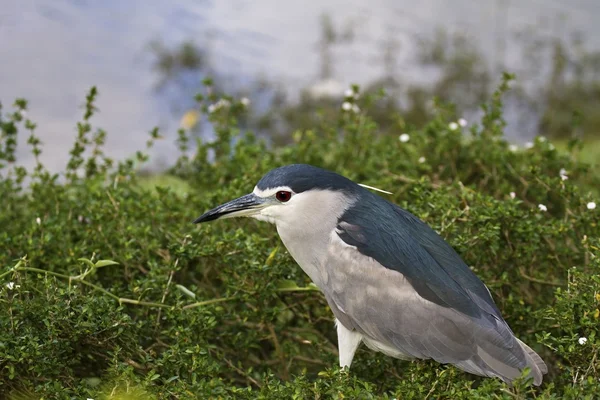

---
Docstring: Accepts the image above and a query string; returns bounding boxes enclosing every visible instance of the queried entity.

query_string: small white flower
[538,204,547,212]
[509,144,519,152]
[458,118,467,127]
[510,192,516,199]
[208,99,230,113]
[351,104,360,113]
[418,156,426,164]
[448,122,459,131]
[342,102,352,111]
[36,217,41,225]
[525,142,534,149]
[344,88,354,97]
[6,282,15,290]
[240,97,250,106]
[587,202,596,210]
[578,337,588,345]
[549,143,555,150]
[559,168,569,181]
[399,133,410,143]
[538,136,547,142]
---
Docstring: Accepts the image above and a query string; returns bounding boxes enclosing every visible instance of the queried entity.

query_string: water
[1,0,599,172]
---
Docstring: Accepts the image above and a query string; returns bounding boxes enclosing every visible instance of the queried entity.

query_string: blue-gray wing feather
[333,191,550,384]
[337,192,503,323]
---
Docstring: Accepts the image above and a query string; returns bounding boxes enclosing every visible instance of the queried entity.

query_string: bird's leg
[335,319,363,368]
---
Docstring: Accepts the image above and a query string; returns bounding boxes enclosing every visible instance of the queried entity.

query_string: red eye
[275,191,292,202]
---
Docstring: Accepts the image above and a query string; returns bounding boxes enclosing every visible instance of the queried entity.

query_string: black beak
[193,193,265,223]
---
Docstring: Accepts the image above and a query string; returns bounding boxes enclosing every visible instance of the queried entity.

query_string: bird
[193,164,547,385]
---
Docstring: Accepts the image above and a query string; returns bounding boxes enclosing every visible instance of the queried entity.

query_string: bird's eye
[275,191,292,202]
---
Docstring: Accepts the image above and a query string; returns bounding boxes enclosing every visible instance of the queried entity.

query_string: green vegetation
[1,75,599,399]
[553,139,600,169]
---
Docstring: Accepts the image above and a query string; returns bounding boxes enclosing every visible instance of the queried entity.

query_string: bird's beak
[193,193,265,223]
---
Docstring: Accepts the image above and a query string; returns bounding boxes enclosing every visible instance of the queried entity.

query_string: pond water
[1,0,599,172]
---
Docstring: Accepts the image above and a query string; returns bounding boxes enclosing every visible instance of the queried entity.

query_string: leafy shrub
[0,75,599,399]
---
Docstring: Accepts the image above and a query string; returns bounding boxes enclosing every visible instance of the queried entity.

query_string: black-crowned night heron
[194,164,547,385]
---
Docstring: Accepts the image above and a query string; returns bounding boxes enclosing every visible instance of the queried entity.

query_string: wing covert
[336,192,503,323]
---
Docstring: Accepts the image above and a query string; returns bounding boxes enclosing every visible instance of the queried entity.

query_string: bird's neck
[274,189,356,288]
[276,223,331,288]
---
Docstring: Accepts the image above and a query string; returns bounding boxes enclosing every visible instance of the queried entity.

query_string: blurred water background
[1,0,599,172]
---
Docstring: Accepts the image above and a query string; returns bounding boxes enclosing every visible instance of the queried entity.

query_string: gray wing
[329,192,546,385]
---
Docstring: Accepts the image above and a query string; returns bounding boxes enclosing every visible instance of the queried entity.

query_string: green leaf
[176,284,196,299]
[94,259,119,268]
[77,258,95,268]
[275,280,320,292]
[275,279,300,290]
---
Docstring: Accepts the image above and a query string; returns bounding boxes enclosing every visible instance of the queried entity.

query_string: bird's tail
[516,338,548,385]
[455,337,547,386]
